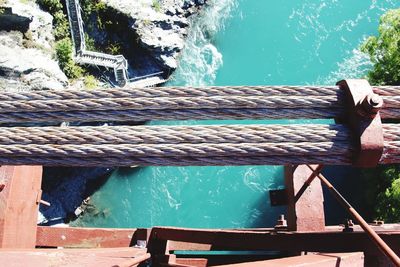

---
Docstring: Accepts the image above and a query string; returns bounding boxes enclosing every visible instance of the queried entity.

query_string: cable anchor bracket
[337,79,384,167]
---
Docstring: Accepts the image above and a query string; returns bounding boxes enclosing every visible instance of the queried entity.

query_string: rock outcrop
[101,0,206,71]
[0,1,68,91]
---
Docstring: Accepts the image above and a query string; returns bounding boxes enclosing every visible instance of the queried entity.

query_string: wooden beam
[0,166,42,248]
[0,247,147,267]
[36,226,144,248]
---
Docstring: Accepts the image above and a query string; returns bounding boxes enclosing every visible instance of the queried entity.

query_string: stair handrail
[65,0,129,86]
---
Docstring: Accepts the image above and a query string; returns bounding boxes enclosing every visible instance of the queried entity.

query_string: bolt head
[368,94,383,108]
[358,93,383,118]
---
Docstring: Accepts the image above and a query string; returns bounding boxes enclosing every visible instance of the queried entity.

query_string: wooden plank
[0,247,147,267]
[217,252,364,267]
[0,166,42,248]
[36,226,143,248]
[174,258,208,267]
[285,165,325,231]
[148,227,400,255]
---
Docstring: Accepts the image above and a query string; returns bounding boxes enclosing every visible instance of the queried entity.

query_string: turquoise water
[74,0,399,228]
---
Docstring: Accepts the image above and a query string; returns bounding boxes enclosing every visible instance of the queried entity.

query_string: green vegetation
[80,0,108,29]
[106,42,122,55]
[55,38,83,78]
[152,0,162,13]
[36,0,83,79]
[361,166,400,222]
[361,9,400,85]
[80,0,126,56]
[360,9,400,222]
[84,75,98,89]
[85,33,96,51]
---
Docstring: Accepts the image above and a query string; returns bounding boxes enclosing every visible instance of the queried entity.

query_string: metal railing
[65,0,128,86]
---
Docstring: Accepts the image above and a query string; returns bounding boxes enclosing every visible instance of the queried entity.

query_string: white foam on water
[317,46,373,85]
[167,0,237,86]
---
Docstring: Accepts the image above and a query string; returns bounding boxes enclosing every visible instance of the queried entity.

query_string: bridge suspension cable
[0,81,396,167]
[0,123,395,166]
[0,85,398,123]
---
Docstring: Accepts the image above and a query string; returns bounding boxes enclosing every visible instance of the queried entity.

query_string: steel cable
[0,124,351,145]
[0,85,398,100]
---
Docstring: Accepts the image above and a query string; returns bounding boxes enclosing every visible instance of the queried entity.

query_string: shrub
[55,38,83,78]
[106,42,122,55]
[84,75,98,89]
[361,9,400,85]
[360,9,400,222]
[36,0,63,14]
[152,0,161,12]
[361,166,400,222]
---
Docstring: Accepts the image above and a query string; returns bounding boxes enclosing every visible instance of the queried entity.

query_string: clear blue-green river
[74,0,399,228]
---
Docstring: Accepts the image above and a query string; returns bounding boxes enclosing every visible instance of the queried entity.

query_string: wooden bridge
[0,79,400,266]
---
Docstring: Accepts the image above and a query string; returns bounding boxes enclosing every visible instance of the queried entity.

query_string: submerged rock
[39,167,114,225]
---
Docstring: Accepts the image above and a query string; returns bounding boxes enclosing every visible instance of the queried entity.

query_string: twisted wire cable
[0,108,345,123]
[0,124,351,145]
[0,155,352,166]
[0,142,351,157]
[0,86,342,100]
[0,86,398,100]
[0,86,396,122]
[0,96,343,113]
[0,107,396,124]
[0,123,392,166]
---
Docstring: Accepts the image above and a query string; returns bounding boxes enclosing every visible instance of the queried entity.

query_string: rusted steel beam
[307,165,400,266]
[36,226,149,248]
[285,165,325,231]
[337,79,384,167]
[148,227,400,255]
[0,166,42,248]
[0,247,147,267]
[216,252,364,267]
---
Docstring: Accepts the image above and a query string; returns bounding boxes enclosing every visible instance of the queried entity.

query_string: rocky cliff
[101,0,205,71]
[0,1,68,91]
[0,0,206,90]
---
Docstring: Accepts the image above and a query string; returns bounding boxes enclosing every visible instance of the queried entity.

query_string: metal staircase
[65,0,128,87]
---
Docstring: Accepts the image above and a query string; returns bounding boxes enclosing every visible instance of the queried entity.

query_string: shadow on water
[322,166,372,225]
[250,191,287,228]
[249,167,287,228]
[113,166,143,178]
